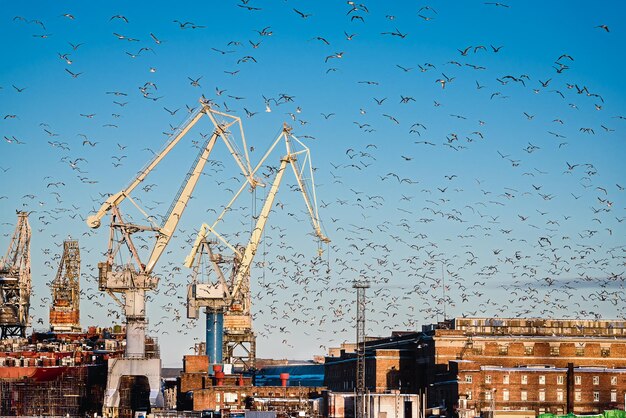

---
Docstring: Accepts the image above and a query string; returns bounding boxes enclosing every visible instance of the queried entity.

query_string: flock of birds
[1,1,624,363]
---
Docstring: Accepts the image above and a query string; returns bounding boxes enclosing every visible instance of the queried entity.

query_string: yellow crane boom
[84,101,261,414]
[86,107,206,230]
[184,123,330,369]
[186,122,329,305]
[87,101,258,274]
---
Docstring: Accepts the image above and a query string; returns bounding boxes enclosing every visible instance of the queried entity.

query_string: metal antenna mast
[353,280,370,418]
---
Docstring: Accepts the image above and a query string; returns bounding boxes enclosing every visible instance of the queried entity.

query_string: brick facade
[447,362,626,417]
[325,318,626,418]
[177,354,324,414]
[186,385,324,412]
[423,318,626,418]
[325,333,421,394]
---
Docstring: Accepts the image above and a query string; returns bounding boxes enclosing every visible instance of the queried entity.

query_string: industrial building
[424,318,626,417]
[325,332,427,418]
[325,318,626,418]
[177,351,326,414]
[0,327,121,415]
[324,392,421,418]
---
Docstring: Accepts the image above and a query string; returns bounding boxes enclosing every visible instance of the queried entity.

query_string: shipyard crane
[0,211,31,339]
[184,123,330,370]
[86,101,258,415]
[49,239,81,333]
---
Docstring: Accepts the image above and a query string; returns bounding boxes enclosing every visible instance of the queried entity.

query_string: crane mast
[185,123,329,371]
[49,239,81,333]
[86,101,257,417]
[0,211,31,339]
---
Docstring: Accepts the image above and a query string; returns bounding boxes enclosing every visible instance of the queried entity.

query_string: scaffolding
[0,364,106,416]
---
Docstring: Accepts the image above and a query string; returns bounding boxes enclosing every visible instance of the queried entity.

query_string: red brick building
[177,355,325,414]
[447,362,625,417]
[420,318,626,418]
[325,318,626,418]
[325,332,421,394]
[325,333,426,418]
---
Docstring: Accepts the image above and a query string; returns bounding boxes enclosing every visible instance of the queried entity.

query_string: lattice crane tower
[49,239,81,333]
[0,211,31,339]
[353,280,370,418]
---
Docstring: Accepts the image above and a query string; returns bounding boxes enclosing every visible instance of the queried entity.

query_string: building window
[611,376,618,385]
[485,391,493,401]
[593,376,599,385]
[593,391,600,402]
[611,391,617,402]
[503,375,509,384]
[601,347,610,357]
[524,345,533,355]
[503,390,510,401]
[539,390,546,401]
[557,375,564,385]
[521,375,528,385]
[499,345,509,355]
[551,345,560,356]
[557,390,564,402]
[485,375,492,384]
[539,375,546,385]
[465,375,473,383]
[576,347,585,356]
[575,390,582,401]
[521,391,528,401]
[466,391,473,400]
[575,375,581,385]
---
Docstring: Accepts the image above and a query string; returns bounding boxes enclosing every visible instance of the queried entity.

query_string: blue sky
[1,0,625,366]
